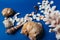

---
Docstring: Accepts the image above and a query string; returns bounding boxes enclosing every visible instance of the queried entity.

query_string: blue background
[0,0,60,40]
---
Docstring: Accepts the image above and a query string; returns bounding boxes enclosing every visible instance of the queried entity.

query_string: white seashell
[24,19,27,22]
[45,6,50,10]
[24,16,27,20]
[31,12,34,16]
[25,14,29,17]
[50,1,54,4]
[41,10,44,13]
[14,13,20,18]
[14,16,17,20]
[28,17,33,21]
[13,12,20,20]
[45,1,49,4]
[24,17,28,20]
[17,12,20,14]
[4,17,8,20]
[49,25,52,28]
[9,18,13,21]
[41,6,45,9]
[37,2,41,5]
[39,8,42,10]
[8,18,15,25]
[36,17,40,21]
[21,21,26,25]
[20,18,24,22]
[49,29,52,32]
[16,18,20,22]
[17,22,21,25]
[13,16,17,20]
[29,17,33,21]
[45,15,49,18]
[12,20,15,25]
[39,5,42,8]
[33,15,36,19]
[37,13,40,17]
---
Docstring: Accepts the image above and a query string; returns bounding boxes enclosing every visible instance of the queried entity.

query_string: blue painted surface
[0,0,60,40]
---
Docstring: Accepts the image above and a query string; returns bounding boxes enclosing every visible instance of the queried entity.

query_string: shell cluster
[2,8,43,40]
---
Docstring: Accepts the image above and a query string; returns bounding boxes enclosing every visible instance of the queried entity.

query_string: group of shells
[2,0,60,40]
[2,8,43,40]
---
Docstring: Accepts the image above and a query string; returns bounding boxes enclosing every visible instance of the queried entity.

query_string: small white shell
[36,17,40,21]
[37,13,40,17]
[20,18,24,22]
[16,18,20,22]
[37,2,41,5]
[39,5,42,8]
[24,19,27,22]
[25,14,29,17]
[49,29,52,32]
[41,6,45,9]
[41,10,44,13]
[8,18,15,25]
[33,15,36,19]
[9,18,13,21]
[4,17,8,20]
[29,17,33,21]
[13,12,20,20]
[28,17,33,21]
[16,13,20,15]
[50,1,54,4]
[14,13,20,18]
[31,12,34,16]
[39,8,42,10]
[17,22,21,25]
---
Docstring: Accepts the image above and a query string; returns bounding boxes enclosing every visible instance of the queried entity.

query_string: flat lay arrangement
[0,0,60,40]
